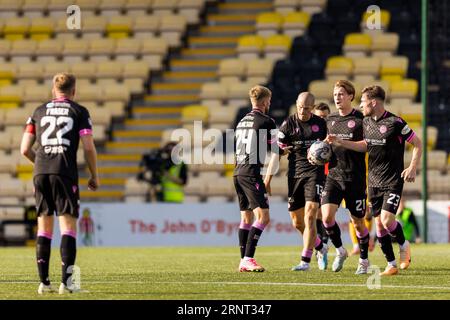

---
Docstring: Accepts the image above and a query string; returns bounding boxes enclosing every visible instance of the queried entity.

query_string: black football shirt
[278,113,327,178]
[364,111,415,187]
[233,109,278,177]
[26,98,93,181]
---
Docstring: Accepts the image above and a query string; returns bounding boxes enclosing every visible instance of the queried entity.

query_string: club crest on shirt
[347,120,355,128]
[379,125,387,134]
[312,124,319,132]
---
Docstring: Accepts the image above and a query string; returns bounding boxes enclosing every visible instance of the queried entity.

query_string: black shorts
[321,177,367,218]
[34,174,80,218]
[233,175,269,211]
[288,175,324,211]
[368,184,404,217]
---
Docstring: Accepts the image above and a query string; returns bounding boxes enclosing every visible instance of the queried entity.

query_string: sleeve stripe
[406,131,416,142]
[79,128,93,136]
[277,142,288,149]
[25,124,35,134]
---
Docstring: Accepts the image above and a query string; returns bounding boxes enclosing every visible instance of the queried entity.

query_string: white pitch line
[2,280,450,291]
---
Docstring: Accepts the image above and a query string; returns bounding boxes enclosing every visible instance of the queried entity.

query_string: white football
[308,140,332,165]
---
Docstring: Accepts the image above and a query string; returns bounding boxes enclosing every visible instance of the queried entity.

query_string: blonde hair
[53,73,76,94]
[249,85,271,104]
[334,80,355,101]
[362,85,386,101]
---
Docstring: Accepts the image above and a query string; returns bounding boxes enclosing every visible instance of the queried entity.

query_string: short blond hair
[249,85,271,104]
[53,73,76,94]
[334,80,355,101]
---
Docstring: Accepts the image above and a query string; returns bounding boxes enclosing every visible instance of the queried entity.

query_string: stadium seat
[274,0,299,14]
[36,39,64,62]
[81,16,107,39]
[0,40,11,63]
[208,105,237,127]
[380,56,409,78]
[102,85,130,103]
[159,14,187,48]
[47,0,72,17]
[122,60,150,79]
[308,80,334,101]
[343,33,371,57]
[181,105,209,124]
[140,38,168,71]
[0,86,23,108]
[3,17,30,40]
[133,15,160,38]
[0,0,23,19]
[237,35,265,60]
[256,12,283,37]
[88,38,116,61]
[115,38,141,61]
[371,33,399,57]
[23,86,51,103]
[200,83,228,106]
[325,56,353,79]
[352,56,380,77]
[96,61,123,79]
[125,0,152,17]
[10,40,36,63]
[264,34,292,60]
[99,0,127,17]
[282,11,311,38]
[62,39,89,62]
[76,0,101,12]
[152,0,177,16]
[177,0,205,24]
[71,62,98,80]
[43,62,71,80]
[217,58,246,82]
[246,58,274,84]
[228,81,251,108]
[400,102,422,122]
[29,17,54,40]
[106,15,133,39]
[413,126,438,150]
[390,79,418,101]
[17,62,44,80]
[0,179,25,197]
[300,0,326,15]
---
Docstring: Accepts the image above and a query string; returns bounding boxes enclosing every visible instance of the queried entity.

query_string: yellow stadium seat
[380,56,408,77]
[274,0,300,14]
[29,17,54,40]
[381,74,403,88]
[371,33,399,56]
[325,56,353,78]
[0,85,23,106]
[256,12,284,37]
[264,34,292,60]
[3,17,30,40]
[246,58,274,81]
[0,63,17,81]
[107,15,133,38]
[390,79,418,101]
[282,11,310,37]
[237,35,265,59]
[352,56,380,76]
[361,9,391,32]
[343,33,371,57]
[182,105,209,123]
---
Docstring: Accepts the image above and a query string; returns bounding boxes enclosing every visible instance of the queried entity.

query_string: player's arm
[20,132,36,163]
[401,134,422,183]
[81,134,99,191]
[325,134,368,152]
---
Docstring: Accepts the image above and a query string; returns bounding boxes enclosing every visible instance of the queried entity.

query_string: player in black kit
[327,85,422,276]
[234,85,284,272]
[265,92,329,271]
[321,80,370,274]
[21,73,99,294]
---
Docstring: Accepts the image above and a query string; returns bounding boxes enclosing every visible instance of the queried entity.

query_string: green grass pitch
[1,244,449,300]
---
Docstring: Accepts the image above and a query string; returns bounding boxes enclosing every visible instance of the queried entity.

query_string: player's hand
[401,166,416,182]
[88,176,99,191]
[281,146,293,155]
[264,180,272,196]
[325,134,340,145]
[307,149,317,165]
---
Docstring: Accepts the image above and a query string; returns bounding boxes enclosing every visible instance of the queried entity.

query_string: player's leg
[379,190,410,270]
[59,214,78,292]
[234,176,253,270]
[365,216,375,252]
[316,209,328,244]
[321,179,347,271]
[346,187,370,274]
[34,175,56,294]
[348,221,360,256]
[240,176,269,272]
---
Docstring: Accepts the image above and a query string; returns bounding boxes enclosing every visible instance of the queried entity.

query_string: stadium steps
[96,0,271,201]
[80,190,124,201]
